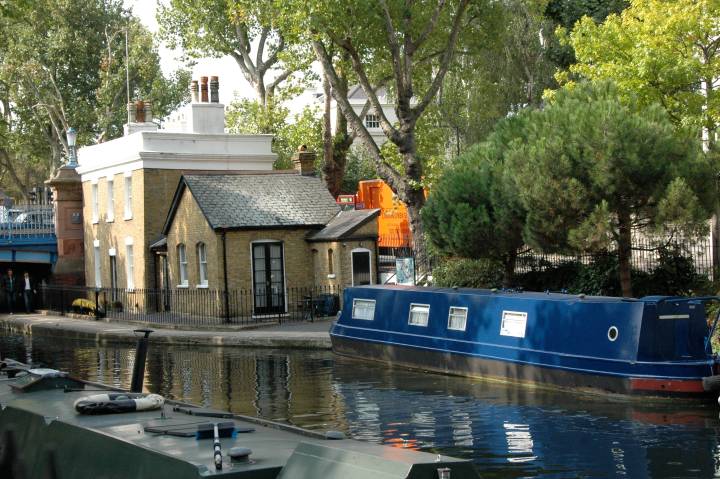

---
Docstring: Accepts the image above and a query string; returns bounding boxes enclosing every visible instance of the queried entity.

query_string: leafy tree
[157,0,311,118]
[558,0,720,149]
[508,81,715,297]
[299,0,477,274]
[0,0,187,199]
[423,115,528,286]
[226,101,322,169]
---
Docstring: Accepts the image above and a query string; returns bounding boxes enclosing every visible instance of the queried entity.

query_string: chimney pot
[127,102,137,123]
[190,80,199,103]
[200,76,209,103]
[144,101,153,123]
[210,76,219,103]
[292,150,317,176]
[135,100,145,123]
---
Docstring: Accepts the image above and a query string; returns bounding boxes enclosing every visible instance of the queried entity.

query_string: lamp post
[66,127,78,168]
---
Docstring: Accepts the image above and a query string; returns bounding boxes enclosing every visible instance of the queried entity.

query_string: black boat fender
[74,393,164,415]
[702,375,720,392]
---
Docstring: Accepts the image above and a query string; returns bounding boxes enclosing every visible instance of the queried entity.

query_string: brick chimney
[292,147,316,176]
[124,99,158,136]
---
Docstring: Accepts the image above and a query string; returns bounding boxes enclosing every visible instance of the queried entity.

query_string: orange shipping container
[356,179,412,248]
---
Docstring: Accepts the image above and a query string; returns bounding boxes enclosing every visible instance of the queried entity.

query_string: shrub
[433,258,504,289]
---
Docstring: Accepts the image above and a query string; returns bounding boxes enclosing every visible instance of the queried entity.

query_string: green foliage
[340,150,377,195]
[157,0,313,110]
[432,258,505,289]
[511,248,711,297]
[0,0,187,198]
[506,81,713,294]
[423,116,527,263]
[558,0,720,144]
[226,100,322,169]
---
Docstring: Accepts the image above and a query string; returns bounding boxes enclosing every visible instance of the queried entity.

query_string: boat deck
[0,367,477,478]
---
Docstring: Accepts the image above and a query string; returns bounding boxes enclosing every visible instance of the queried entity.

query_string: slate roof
[307,209,380,242]
[164,173,340,232]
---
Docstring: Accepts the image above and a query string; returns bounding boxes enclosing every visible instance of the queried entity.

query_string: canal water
[2,332,719,478]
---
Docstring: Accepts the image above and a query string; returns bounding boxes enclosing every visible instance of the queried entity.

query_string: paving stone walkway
[0,313,333,349]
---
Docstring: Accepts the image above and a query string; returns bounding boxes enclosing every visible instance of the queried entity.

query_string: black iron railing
[34,284,343,327]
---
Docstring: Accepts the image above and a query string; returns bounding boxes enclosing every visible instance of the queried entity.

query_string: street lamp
[66,127,78,168]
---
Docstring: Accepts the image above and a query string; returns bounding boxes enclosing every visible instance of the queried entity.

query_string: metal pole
[130,329,153,393]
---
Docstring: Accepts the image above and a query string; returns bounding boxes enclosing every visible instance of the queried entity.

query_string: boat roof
[0,367,477,478]
[351,285,685,305]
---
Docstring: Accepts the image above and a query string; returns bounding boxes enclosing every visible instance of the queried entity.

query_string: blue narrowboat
[330,286,720,398]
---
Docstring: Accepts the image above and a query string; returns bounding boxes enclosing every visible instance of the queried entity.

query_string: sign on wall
[395,257,415,285]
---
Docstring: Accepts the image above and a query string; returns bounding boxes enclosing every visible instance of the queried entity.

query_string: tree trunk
[617,210,633,297]
[405,185,428,281]
[322,73,334,191]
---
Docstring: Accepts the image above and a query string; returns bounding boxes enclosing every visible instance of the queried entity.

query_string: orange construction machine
[336,179,412,248]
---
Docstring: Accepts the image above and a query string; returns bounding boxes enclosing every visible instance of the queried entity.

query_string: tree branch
[312,38,403,190]
[410,0,446,54]
[411,0,470,120]
[329,32,400,143]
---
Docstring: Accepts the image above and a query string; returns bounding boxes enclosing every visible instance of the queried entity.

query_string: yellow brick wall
[83,170,145,289]
[83,169,182,290]
[310,217,379,288]
[165,186,220,289]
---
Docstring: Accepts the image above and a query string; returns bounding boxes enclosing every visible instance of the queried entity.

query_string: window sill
[196,284,208,289]
[327,274,336,279]
[92,219,99,225]
[177,284,188,289]
[106,218,114,223]
[124,216,133,221]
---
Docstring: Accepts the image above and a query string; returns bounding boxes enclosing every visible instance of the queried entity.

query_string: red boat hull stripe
[630,378,705,393]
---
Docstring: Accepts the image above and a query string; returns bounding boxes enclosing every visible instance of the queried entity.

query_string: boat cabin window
[352,299,376,320]
[408,303,430,327]
[447,306,468,331]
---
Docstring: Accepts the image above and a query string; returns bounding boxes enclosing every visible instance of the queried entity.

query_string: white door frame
[350,247,373,286]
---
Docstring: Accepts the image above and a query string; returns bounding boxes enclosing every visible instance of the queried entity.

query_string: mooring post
[130,329,153,393]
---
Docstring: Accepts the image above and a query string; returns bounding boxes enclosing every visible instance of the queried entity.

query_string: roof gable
[163,173,340,233]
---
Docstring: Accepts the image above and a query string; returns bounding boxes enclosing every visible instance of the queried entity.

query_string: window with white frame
[91,183,99,223]
[365,114,380,129]
[106,179,114,222]
[447,306,468,331]
[408,303,430,327]
[94,244,101,288]
[352,299,376,320]
[124,176,133,219]
[178,244,188,286]
[197,242,208,287]
[125,244,134,289]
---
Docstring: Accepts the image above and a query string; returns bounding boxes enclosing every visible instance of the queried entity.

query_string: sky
[123,0,319,115]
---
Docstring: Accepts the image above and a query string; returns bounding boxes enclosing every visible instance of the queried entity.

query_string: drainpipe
[221,230,230,323]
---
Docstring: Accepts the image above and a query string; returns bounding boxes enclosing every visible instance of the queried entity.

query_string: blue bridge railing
[0,205,55,242]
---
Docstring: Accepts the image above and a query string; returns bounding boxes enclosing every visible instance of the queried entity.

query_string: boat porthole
[607,326,619,342]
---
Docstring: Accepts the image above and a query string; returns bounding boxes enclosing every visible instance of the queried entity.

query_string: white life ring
[74,393,164,415]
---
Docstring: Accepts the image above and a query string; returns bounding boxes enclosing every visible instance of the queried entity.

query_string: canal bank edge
[0,314,332,349]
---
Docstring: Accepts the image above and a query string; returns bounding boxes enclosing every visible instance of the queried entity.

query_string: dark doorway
[252,242,285,315]
[352,250,371,286]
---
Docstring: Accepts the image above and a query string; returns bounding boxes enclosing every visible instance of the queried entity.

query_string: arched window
[177,244,188,286]
[197,242,208,287]
[327,248,334,275]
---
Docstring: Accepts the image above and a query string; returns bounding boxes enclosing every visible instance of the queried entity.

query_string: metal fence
[515,236,717,279]
[33,284,343,327]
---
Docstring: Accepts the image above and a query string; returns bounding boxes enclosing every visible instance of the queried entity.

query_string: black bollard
[130,329,153,393]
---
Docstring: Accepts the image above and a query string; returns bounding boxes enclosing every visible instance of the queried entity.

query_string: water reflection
[2,332,720,478]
